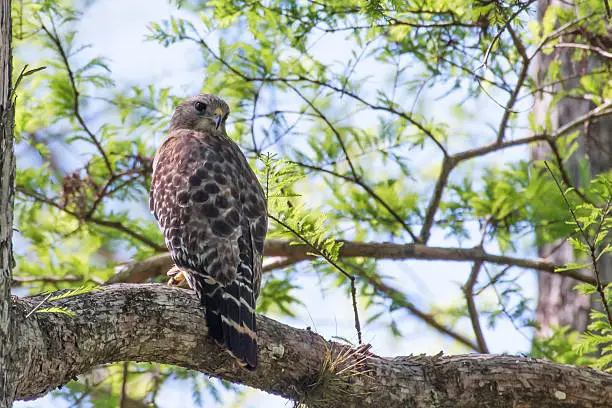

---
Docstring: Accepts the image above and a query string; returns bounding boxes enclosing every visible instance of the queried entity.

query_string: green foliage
[258,270,303,316]
[532,326,598,367]
[36,306,76,316]
[47,285,99,301]
[258,153,343,264]
[548,169,612,371]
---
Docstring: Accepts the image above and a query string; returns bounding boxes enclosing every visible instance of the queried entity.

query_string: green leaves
[258,153,343,264]
[47,285,100,301]
[36,306,76,317]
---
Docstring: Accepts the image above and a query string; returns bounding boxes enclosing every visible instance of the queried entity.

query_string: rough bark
[0,0,15,405]
[532,0,612,335]
[109,239,598,285]
[10,284,612,408]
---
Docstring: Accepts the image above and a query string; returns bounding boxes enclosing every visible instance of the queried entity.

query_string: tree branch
[12,284,612,407]
[462,261,489,353]
[40,22,114,176]
[109,239,598,285]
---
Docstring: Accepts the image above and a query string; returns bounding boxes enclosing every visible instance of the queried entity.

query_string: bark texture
[11,284,612,407]
[532,0,612,335]
[0,0,15,405]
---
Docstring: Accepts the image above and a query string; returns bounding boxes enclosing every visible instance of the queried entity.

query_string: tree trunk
[11,284,612,408]
[532,0,612,335]
[0,0,16,405]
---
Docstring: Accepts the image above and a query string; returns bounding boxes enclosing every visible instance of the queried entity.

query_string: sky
[14,0,539,407]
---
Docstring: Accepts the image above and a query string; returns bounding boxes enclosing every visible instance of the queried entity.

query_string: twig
[358,269,479,351]
[25,292,53,318]
[294,162,420,242]
[190,35,449,157]
[12,63,46,95]
[545,161,612,327]
[119,362,129,408]
[462,261,489,353]
[483,264,553,359]
[474,0,534,73]
[546,137,592,204]
[288,84,359,178]
[40,22,114,176]
[543,42,612,59]
[592,198,612,327]
[529,13,596,60]
[420,157,454,243]
[250,85,261,154]
[16,186,166,252]
[495,58,529,143]
[269,214,362,344]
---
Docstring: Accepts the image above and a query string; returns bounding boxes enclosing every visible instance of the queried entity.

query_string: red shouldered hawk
[150,94,267,370]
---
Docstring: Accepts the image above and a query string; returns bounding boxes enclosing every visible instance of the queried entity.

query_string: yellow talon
[167,266,186,287]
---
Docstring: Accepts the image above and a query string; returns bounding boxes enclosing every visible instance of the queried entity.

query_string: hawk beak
[214,114,223,130]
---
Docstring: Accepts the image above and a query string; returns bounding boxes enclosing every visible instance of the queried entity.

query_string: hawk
[150,94,267,370]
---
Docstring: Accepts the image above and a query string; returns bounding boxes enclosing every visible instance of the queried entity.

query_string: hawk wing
[150,129,267,369]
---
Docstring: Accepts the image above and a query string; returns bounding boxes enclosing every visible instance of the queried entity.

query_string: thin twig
[543,42,612,59]
[294,161,420,242]
[474,0,534,73]
[483,264,553,359]
[420,157,454,243]
[545,161,612,327]
[119,362,129,408]
[546,137,592,204]
[357,268,479,351]
[250,85,261,154]
[269,214,362,344]
[25,292,53,318]
[462,261,489,353]
[16,186,166,252]
[529,13,596,60]
[592,198,612,327]
[40,22,114,176]
[288,84,358,178]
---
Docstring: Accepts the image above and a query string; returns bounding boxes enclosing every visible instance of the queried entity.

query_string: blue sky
[14,0,539,406]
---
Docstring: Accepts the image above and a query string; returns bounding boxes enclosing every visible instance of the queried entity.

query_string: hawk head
[169,94,230,134]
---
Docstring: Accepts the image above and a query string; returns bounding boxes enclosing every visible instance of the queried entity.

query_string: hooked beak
[214,108,224,130]
[214,114,223,130]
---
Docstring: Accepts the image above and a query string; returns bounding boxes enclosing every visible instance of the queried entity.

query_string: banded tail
[191,266,258,370]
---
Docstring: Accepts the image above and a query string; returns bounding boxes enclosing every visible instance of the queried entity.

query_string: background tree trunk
[532,0,612,335]
[0,0,16,406]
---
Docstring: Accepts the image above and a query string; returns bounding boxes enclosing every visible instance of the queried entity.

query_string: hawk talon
[167,266,186,287]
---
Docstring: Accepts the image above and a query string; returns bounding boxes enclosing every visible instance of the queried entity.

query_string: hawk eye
[194,101,206,112]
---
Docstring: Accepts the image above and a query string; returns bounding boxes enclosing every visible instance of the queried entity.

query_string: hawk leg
[167,266,187,287]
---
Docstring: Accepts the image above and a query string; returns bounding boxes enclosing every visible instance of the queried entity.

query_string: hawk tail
[196,268,258,370]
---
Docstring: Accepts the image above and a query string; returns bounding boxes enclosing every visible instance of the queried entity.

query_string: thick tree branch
[12,284,612,407]
[110,239,598,285]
